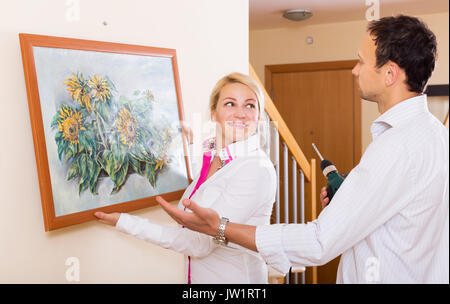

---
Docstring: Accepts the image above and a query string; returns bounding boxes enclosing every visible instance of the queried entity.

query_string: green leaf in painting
[67,159,79,181]
[78,130,90,152]
[79,129,98,156]
[111,159,129,194]
[86,155,94,179]
[57,140,68,161]
[129,156,142,175]
[78,153,89,185]
[55,131,63,143]
[145,162,156,187]
[78,178,89,195]
[78,155,90,195]
[51,112,60,128]
[96,102,110,123]
[110,134,127,171]
[64,146,73,162]
[77,154,97,195]
[102,150,115,179]
[89,161,101,195]
[72,142,79,155]
[65,142,78,161]
[117,159,129,185]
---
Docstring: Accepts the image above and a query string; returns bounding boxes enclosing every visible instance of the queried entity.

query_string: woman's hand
[180,121,193,145]
[94,211,121,226]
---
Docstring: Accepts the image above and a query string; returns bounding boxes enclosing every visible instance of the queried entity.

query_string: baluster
[299,169,305,284]
[292,157,298,284]
[273,124,280,224]
[283,142,289,284]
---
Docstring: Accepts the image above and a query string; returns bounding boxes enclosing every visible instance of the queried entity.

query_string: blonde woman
[95,73,276,284]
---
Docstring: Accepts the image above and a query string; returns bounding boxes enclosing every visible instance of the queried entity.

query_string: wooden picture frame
[19,33,192,231]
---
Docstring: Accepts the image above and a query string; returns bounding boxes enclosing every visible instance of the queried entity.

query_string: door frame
[265,60,362,165]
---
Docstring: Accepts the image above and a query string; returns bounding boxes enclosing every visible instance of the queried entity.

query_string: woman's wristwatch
[213,217,229,245]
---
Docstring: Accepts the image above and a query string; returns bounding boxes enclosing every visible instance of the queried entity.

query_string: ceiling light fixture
[282,9,313,22]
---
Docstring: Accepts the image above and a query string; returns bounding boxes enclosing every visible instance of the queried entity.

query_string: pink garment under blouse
[184,149,233,283]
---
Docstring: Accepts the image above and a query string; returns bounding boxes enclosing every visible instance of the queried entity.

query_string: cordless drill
[312,143,345,205]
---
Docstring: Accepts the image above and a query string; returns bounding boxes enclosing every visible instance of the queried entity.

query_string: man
[156,15,449,283]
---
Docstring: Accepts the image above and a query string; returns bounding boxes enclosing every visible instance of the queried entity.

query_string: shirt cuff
[255,224,292,274]
[115,213,163,245]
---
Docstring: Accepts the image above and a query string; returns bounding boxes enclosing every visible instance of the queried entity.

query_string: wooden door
[266,60,361,284]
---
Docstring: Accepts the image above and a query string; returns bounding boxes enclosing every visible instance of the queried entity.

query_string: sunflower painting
[22,36,190,229]
[49,68,187,204]
[52,72,176,196]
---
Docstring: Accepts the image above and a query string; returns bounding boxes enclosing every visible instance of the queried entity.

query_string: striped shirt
[255,94,449,283]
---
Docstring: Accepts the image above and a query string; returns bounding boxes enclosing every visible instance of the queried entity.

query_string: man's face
[352,32,385,103]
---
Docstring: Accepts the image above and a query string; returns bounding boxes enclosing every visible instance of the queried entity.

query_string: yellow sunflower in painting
[155,153,169,171]
[57,105,86,144]
[88,75,111,103]
[117,107,139,148]
[63,73,94,112]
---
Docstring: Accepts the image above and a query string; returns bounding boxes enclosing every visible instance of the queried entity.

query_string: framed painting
[19,33,192,231]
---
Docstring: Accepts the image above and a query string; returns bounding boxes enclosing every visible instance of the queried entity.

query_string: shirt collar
[371,94,429,138]
[203,134,260,162]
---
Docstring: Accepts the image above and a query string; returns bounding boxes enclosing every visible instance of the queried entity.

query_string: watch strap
[213,217,229,245]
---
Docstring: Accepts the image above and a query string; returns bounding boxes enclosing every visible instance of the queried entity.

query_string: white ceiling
[249,0,449,30]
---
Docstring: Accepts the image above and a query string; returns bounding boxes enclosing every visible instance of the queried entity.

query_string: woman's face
[212,82,259,147]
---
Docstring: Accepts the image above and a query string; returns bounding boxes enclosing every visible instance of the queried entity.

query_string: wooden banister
[249,64,312,182]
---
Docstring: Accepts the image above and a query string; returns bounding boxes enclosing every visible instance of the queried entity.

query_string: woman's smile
[226,121,249,129]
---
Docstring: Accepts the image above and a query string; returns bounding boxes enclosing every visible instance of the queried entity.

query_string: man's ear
[385,61,400,87]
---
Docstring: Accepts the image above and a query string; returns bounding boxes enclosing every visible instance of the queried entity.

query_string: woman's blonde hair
[209,72,265,118]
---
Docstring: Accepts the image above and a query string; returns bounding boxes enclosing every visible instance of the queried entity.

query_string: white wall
[250,12,449,153]
[0,0,248,283]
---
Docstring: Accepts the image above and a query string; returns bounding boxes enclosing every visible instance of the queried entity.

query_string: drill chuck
[320,159,338,177]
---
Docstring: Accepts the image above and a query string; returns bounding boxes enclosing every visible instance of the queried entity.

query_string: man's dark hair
[367,15,437,93]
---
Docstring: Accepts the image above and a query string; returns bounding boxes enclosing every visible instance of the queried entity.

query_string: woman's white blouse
[115,135,276,283]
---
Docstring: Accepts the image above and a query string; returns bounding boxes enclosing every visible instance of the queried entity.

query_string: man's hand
[94,211,121,226]
[320,186,329,209]
[156,196,220,236]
